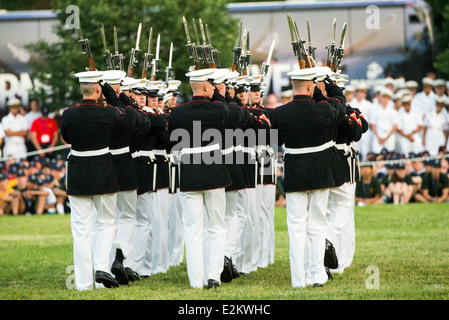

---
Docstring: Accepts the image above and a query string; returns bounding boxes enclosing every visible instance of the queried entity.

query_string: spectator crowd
[0,98,68,216]
[2,71,449,215]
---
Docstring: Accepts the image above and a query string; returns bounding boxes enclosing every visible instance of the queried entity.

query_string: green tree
[427,0,449,78]
[26,0,238,110]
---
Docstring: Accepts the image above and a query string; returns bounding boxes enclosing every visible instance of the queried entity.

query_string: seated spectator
[379,164,395,203]
[43,174,57,214]
[387,163,415,204]
[355,164,384,205]
[0,173,14,216]
[415,160,449,203]
[10,173,49,215]
[9,170,28,215]
[51,162,68,214]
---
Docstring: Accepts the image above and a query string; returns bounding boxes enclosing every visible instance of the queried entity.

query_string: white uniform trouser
[133,192,154,276]
[345,183,356,269]
[326,183,353,273]
[69,193,117,291]
[286,189,329,288]
[224,190,240,259]
[240,187,260,274]
[112,190,138,269]
[181,188,226,288]
[258,184,274,268]
[152,188,172,274]
[234,189,247,271]
[168,189,184,267]
[264,184,276,266]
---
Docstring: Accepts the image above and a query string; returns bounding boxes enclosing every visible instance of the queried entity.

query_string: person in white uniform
[423,97,448,156]
[351,83,373,160]
[1,99,28,161]
[370,88,398,154]
[397,95,424,156]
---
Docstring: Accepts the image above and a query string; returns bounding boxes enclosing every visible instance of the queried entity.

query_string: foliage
[426,0,449,78]
[25,0,238,110]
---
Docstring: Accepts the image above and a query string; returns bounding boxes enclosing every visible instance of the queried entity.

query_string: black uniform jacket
[61,99,125,196]
[224,94,253,191]
[334,105,364,184]
[168,93,232,192]
[154,112,170,190]
[271,85,346,193]
[110,105,149,192]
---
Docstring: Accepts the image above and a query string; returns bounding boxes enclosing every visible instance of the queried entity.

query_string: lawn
[0,203,448,304]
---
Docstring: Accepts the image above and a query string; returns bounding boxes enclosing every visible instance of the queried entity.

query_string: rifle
[307,19,316,60]
[142,27,153,79]
[239,29,250,76]
[150,34,160,81]
[127,22,142,78]
[287,14,311,69]
[112,26,125,72]
[75,11,96,71]
[206,24,220,68]
[260,40,275,77]
[325,18,337,69]
[165,42,174,82]
[199,19,214,68]
[330,22,347,72]
[232,21,243,72]
[100,23,115,70]
[182,16,201,70]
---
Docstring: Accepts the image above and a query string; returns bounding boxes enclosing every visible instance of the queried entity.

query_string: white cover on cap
[227,71,240,83]
[166,80,181,92]
[287,68,317,81]
[146,80,161,91]
[74,71,105,83]
[121,77,140,91]
[102,70,126,85]
[185,68,217,81]
[422,77,434,86]
[313,66,333,81]
[236,75,252,86]
[211,68,230,84]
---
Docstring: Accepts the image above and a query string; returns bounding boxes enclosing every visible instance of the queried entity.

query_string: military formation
[61,13,368,290]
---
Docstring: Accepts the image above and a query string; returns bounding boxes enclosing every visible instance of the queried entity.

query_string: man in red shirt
[29,104,59,159]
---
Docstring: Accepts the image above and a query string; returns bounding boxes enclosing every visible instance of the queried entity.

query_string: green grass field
[0,203,448,301]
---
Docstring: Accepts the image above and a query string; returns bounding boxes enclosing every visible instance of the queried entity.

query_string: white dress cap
[236,75,252,86]
[313,66,333,82]
[211,68,230,84]
[102,70,126,85]
[121,77,140,91]
[287,68,317,81]
[166,80,181,92]
[422,77,434,86]
[74,71,105,83]
[185,68,217,81]
[226,71,240,83]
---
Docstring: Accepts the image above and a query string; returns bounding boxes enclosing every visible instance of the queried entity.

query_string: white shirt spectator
[1,104,28,160]
[423,107,448,156]
[371,104,399,154]
[397,106,424,156]
[0,124,5,158]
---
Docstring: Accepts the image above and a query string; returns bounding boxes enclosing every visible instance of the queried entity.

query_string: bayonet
[165,42,174,82]
[331,22,347,72]
[150,34,160,81]
[183,16,201,70]
[100,23,114,70]
[199,18,213,68]
[260,40,275,77]
[75,11,96,71]
[112,26,125,71]
[232,20,243,72]
[206,24,220,68]
[239,29,248,75]
[307,19,316,60]
[142,27,153,79]
[192,18,206,67]
[127,22,142,77]
[287,14,311,69]
[326,18,337,68]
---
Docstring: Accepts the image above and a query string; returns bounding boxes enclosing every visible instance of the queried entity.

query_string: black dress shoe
[125,267,141,282]
[220,256,233,283]
[229,257,239,278]
[111,260,129,285]
[140,275,151,279]
[95,270,119,288]
[325,267,333,280]
[207,279,220,289]
[313,283,323,288]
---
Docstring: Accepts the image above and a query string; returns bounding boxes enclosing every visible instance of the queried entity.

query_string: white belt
[284,141,335,155]
[180,143,220,156]
[234,145,243,152]
[241,146,256,156]
[222,146,234,155]
[70,147,109,157]
[153,149,168,160]
[110,146,130,156]
[131,151,140,159]
[140,150,156,161]
[335,143,350,154]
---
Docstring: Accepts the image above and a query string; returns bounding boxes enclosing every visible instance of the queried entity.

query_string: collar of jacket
[293,95,312,101]
[191,96,209,102]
